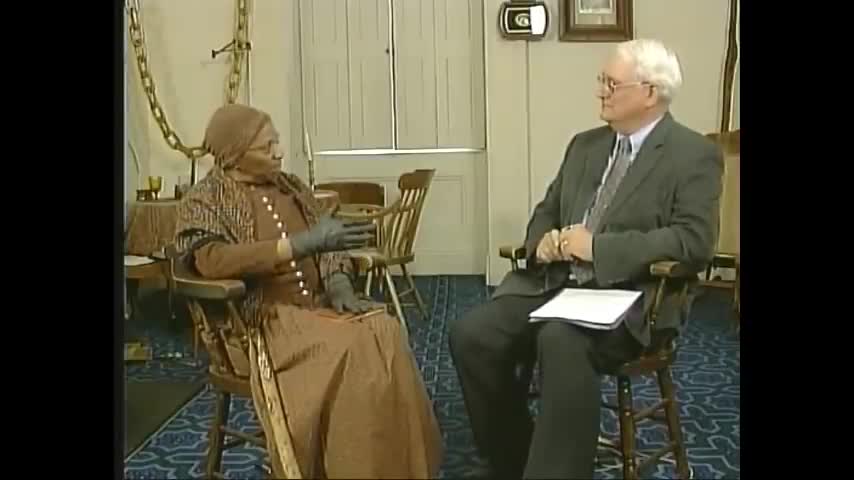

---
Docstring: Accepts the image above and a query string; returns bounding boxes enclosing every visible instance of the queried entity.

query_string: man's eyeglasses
[596,74,651,95]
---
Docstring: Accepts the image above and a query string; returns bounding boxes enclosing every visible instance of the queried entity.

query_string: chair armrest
[499,245,697,282]
[335,198,402,220]
[499,244,527,261]
[649,261,697,279]
[173,275,246,300]
[165,246,247,300]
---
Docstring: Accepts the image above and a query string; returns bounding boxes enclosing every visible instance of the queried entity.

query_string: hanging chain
[226,0,250,104]
[125,0,250,160]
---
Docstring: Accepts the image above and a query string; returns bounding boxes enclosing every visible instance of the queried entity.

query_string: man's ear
[645,85,662,108]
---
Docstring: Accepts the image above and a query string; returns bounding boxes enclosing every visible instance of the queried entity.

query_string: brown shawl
[174,104,352,326]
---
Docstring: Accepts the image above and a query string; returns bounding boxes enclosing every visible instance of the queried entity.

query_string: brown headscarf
[203,103,272,170]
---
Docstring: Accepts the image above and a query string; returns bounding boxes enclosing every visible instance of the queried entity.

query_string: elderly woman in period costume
[174,104,442,479]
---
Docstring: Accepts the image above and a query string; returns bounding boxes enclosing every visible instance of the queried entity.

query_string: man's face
[596,56,655,125]
[242,122,284,174]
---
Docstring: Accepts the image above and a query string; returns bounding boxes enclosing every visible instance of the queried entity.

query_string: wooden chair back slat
[381,169,434,257]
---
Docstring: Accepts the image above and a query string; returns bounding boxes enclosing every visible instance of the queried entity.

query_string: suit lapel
[598,114,673,230]
[567,131,615,225]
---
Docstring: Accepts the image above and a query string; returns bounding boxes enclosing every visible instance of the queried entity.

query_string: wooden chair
[501,246,695,479]
[336,169,435,332]
[165,247,271,479]
[315,181,385,250]
[314,181,385,207]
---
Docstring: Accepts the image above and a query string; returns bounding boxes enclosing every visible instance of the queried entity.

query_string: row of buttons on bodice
[250,185,312,302]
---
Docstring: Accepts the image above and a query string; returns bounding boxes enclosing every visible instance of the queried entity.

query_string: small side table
[124,258,168,361]
[126,199,179,257]
[124,198,180,334]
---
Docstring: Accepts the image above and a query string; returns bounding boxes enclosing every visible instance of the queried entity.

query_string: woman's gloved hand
[289,215,375,259]
[325,272,377,314]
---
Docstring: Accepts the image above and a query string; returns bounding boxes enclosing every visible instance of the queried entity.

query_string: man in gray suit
[449,39,723,479]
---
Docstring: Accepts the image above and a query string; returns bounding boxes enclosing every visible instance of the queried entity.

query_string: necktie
[571,136,633,285]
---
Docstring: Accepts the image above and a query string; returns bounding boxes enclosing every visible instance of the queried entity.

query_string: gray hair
[615,39,683,103]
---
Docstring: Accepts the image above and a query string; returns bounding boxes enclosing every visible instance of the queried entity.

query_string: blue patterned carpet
[125,275,740,479]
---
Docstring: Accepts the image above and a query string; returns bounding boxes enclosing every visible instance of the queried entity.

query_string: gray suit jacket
[492,113,723,346]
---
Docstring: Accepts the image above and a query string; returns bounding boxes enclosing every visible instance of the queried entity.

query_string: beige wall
[125,0,305,196]
[125,0,738,281]
[483,0,736,284]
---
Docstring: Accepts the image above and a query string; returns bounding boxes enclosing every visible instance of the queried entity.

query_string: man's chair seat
[500,245,694,479]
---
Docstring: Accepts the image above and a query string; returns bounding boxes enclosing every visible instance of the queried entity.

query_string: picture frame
[560,0,633,42]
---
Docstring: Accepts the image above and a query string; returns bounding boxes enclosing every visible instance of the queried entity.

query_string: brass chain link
[227,0,250,105]
[125,0,250,160]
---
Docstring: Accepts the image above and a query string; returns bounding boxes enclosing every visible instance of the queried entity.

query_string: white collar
[617,114,664,154]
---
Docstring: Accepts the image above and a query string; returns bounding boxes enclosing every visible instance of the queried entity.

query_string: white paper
[124,255,155,267]
[529,288,643,330]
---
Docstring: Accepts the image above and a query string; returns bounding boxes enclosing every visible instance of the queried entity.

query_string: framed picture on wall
[560,0,633,42]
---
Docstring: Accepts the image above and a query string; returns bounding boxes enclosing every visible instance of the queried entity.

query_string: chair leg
[127,280,142,322]
[657,367,691,479]
[383,268,408,336]
[377,267,386,297]
[206,390,231,478]
[400,264,429,322]
[166,282,177,327]
[364,268,374,297]
[193,325,201,359]
[617,376,638,480]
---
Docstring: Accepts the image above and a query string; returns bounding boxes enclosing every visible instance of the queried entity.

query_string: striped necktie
[571,136,633,285]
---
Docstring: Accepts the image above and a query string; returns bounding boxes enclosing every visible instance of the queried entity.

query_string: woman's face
[240,122,284,175]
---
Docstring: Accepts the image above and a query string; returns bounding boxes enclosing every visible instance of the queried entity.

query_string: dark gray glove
[289,215,375,259]
[326,272,377,314]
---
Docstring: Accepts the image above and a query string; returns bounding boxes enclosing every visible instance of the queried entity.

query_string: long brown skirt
[248,304,443,479]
